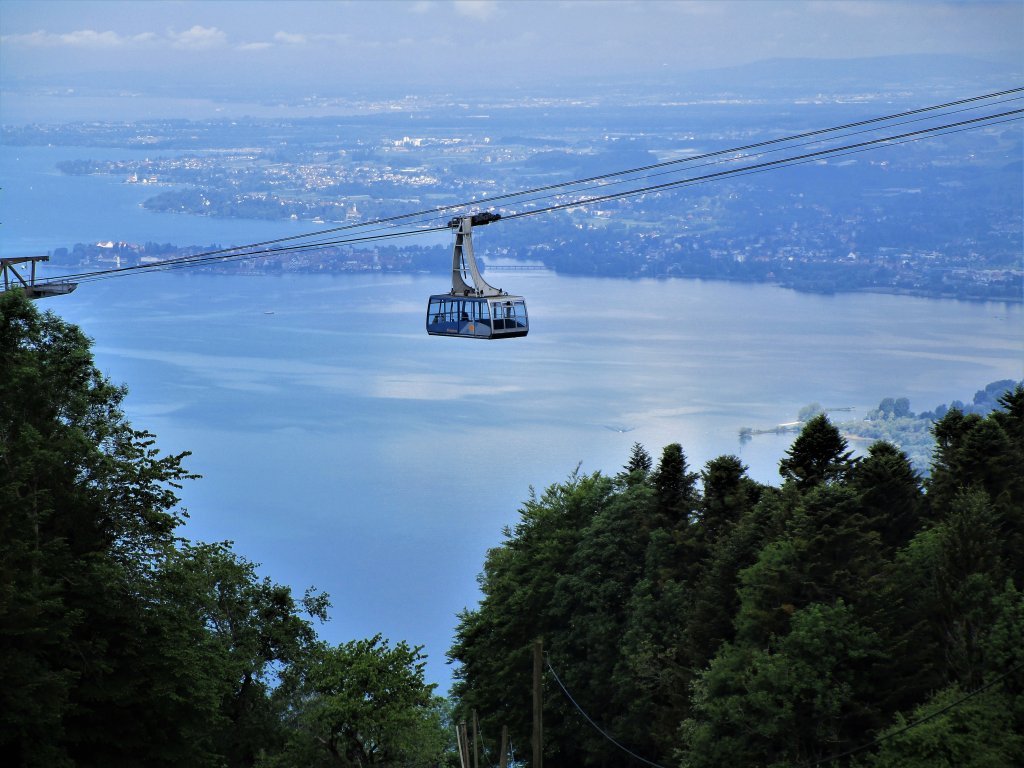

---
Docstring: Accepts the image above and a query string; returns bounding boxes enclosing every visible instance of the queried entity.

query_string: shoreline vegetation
[740,379,1021,472]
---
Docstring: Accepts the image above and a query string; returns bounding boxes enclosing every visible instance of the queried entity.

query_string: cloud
[274,31,308,45]
[168,25,228,50]
[2,29,156,48]
[3,25,228,52]
[453,0,498,21]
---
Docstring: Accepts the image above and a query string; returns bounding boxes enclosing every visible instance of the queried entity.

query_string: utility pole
[499,725,510,768]
[532,638,543,768]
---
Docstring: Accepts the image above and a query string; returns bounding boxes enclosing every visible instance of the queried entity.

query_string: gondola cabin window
[425,296,529,339]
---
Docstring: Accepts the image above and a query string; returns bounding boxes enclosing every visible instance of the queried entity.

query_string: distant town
[5,92,1021,301]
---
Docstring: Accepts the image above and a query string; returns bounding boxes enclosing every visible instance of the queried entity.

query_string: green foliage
[449,469,614,765]
[651,442,700,527]
[798,401,825,422]
[850,441,922,551]
[866,683,1024,768]
[5,289,1020,767]
[452,389,1021,768]
[843,414,936,473]
[1,291,196,765]
[155,541,330,765]
[779,413,856,488]
[617,441,653,486]
[840,382,1022,474]
[1,289,446,768]
[682,601,883,768]
[270,636,446,768]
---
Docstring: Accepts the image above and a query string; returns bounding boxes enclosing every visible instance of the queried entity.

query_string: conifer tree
[851,441,922,552]
[779,413,855,488]
[617,441,653,487]
[651,442,699,525]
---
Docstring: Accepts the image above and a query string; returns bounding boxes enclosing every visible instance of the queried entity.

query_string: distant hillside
[659,53,1023,96]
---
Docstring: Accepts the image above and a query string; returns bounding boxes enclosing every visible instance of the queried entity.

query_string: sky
[2,0,1021,104]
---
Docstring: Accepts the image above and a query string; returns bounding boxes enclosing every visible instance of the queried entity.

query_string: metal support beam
[0,256,77,300]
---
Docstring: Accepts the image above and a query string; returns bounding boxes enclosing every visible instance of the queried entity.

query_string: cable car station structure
[426,213,528,339]
[1,256,77,300]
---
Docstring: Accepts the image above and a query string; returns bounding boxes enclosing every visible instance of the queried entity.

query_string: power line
[65,225,449,284]
[501,108,1023,222]
[25,88,1023,288]
[46,108,1023,285]
[545,657,671,768]
[799,660,1024,767]
[549,652,1024,768]
[480,95,1023,216]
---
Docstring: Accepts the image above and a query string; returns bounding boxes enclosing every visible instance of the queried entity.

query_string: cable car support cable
[14,88,1022,320]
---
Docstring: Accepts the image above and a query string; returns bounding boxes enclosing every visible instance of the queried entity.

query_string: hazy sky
[2,0,1021,97]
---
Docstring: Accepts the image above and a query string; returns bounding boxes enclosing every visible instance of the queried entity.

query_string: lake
[4,141,1022,689]
[43,269,1023,689]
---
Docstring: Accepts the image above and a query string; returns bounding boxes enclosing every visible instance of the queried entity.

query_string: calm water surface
[47,270,1022,688]
[7,142,1022,687]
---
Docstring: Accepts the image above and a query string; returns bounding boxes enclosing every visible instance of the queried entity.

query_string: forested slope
[0,291,451,768]
[450,393,1024,766]
[3,287,1020,768]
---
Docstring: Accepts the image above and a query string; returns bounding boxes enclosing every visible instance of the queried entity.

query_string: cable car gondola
[426,213,528,339]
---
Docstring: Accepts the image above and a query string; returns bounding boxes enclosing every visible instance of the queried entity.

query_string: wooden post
[498,725,510,768]
[457,721,471,768]
[532,638,543,768]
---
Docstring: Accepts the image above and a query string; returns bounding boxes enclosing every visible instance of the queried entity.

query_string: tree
[928,392,1024,574]
[158,542,330,767]
[867,683,1024,768]
[874,396,897,420]
[608,445,703,761]
[617,442,652,486]
[684,472,771,670]
[651,443,699,525]
[548,480,654,764]
[0,291,331,768]
[697,455,761,546]
[778,414,855,488]
[797,402,824,422]
[272,636,448,768]
[931,490,1006,688]
[851,441,922,552]
[0,290,195,765]
[681,601,883,768]
[449,470,613,766]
